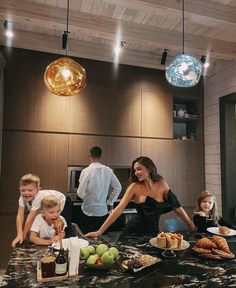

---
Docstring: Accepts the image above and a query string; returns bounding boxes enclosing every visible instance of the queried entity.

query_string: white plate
[207,227,236,237]
[51,238,89,250]
[121,254,161,273]
[149,237,190,251]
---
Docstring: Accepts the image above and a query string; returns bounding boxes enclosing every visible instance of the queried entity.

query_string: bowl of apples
[80,244,119,270]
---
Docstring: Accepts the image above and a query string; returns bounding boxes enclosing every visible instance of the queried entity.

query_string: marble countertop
[2,232,236,288]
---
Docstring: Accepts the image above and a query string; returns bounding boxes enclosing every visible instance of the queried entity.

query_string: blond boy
[12,174,66,247]
[30,195,67,245]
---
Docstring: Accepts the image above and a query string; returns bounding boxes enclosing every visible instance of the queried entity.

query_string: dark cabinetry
[171,81,203,140]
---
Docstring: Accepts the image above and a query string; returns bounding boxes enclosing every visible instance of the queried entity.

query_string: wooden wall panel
[141,69,169,92]
[34,79,70,132]
[3,75,35,130]
[107,137,141,166]
[68,135,107,166]
[173,140,204,207]
[142,91,172,138]
[0,131,33,212]
[68,85,109,134]
[31,133,69,192]
[108,88,141,136]
[142,139,173,188]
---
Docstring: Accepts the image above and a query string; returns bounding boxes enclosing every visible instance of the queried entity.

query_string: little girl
[193,190,236,233]
[30,195,67,245]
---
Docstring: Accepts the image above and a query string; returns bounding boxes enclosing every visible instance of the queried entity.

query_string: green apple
[109,247,119,259]
[102,251,114,264]
[80,247,90,260]
[86,254,99,265]
[87,245,96,255]
[96,244,109,256]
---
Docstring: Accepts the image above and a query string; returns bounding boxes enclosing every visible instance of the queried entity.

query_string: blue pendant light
[166,0,202,88]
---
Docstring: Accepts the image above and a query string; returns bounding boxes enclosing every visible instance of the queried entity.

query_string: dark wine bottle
[55,248,67,276]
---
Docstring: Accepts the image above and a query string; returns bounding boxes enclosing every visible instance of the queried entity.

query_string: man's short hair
[90,146,102,159]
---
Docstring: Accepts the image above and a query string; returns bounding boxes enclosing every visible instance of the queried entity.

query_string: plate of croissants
[149,232,190,250]
[192,236,235,260]
[207,226,236,236]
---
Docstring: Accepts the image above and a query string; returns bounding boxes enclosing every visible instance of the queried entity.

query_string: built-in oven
[67,166,85,194]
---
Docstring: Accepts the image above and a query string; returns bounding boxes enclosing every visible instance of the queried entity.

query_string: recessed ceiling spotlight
[3,20,14,38]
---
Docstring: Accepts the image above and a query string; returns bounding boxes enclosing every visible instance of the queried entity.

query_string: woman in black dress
[85,156,195,237]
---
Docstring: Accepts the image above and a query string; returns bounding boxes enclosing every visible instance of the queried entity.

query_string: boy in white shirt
[12,173,66,247]
[30,195,67,245]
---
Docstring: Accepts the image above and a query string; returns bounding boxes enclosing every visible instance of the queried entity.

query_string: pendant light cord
[66,0,70,56]
[182,0,184,54]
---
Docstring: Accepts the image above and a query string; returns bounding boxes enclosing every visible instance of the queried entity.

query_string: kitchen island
[1,232,236,288]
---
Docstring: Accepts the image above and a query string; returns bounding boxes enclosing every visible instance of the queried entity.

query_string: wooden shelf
[173,116,199,123]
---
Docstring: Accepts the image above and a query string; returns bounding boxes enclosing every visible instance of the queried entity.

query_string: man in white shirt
[77,146,122,233]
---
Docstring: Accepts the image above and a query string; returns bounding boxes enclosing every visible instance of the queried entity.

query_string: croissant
[196,237,217,249]
[212,235,230,253]
[219,226,231,235]
[53,218,64,235]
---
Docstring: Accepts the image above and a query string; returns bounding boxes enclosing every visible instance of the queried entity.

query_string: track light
[3,20,14,38]
[62,31,70,50]
[161,49,168,65]
[200,55,209,68]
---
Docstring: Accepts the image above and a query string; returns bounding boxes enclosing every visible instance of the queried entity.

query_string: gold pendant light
[44,0,87,96]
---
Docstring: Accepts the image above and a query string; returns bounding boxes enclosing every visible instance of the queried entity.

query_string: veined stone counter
[1,232,236,287]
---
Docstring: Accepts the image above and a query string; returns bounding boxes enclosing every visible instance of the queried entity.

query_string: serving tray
[36,262,68,283]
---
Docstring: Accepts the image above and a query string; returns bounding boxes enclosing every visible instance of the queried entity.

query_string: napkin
[69,237,80,277]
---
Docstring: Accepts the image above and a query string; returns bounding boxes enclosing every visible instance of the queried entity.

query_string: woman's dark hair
[130,156,163,183]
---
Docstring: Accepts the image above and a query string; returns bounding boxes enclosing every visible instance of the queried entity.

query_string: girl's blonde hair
[19,173,40,187]
[41,195,60,210]
[195,190,219,221]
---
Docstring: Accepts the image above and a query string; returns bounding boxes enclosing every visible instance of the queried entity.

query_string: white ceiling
[1,0,236,74]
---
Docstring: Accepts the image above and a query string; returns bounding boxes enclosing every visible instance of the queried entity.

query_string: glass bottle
[55,248,67,276]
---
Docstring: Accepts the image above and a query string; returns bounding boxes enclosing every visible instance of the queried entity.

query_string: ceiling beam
[0,0,236,60]
[105,0,236,28]
[0,27,168,71]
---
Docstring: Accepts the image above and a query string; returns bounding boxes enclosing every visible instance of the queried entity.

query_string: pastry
[219,226,231,235]
[196,237,217,249]
[192,246,212,254]
[53,218,64,235]
[212,236,230,253]
[166,233,178,249]
[212,249,235,259]
[176,233,183,248]
[156,232,166,248]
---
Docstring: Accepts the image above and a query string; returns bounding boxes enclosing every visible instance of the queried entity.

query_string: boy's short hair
[19,173,40,187]
[41,195,60,210]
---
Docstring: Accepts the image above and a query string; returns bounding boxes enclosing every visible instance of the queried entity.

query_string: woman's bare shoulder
[128,182,141,190]
[157,179,169,190]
